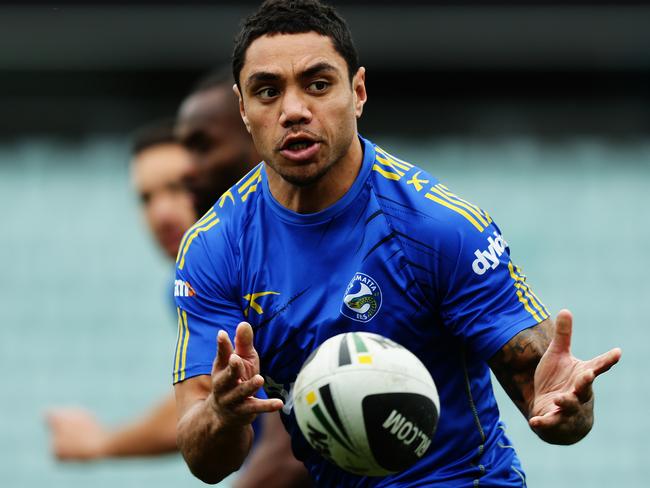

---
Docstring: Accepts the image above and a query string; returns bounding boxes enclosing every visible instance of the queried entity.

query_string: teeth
[288,141,310,150]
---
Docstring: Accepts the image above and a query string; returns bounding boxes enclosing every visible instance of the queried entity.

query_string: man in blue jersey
[172,1,622,486]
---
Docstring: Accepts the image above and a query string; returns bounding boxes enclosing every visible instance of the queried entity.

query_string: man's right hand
[174,321,283,484]
[208,322,284,428]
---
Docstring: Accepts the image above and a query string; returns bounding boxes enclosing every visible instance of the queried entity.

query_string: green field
[1,137,647,487]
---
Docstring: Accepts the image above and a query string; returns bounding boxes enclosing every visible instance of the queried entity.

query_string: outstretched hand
[529,309,622,444]
[45,408,108,460]
[209,322,283,428]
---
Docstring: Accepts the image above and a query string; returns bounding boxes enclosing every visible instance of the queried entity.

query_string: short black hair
[130,118,177,156]
[191,65,235,95]
[232,0,359,87]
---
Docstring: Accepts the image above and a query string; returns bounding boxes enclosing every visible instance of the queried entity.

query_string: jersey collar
[261,135,375,225]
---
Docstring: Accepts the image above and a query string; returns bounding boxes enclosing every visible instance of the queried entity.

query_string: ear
[352,67,367,119]
[233,83,251,133]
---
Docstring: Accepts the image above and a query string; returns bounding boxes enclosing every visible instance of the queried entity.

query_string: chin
[276,161,333,187]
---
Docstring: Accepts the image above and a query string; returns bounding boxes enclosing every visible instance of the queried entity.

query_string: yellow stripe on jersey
[375,155,405,176]
[177,216,221,270]
[372,164,401,181]
[176,211,217,263]
[179,310,190,381]
[513,265,549,320]
[424,192,485,232]
[238,166,263,202]
[219,190,235,208]
[434,184,492,226]
[428,186,491,229]
[375,146,414,170]
[372,147,414,181]
[508,261,546,322]
[173,307,184,383]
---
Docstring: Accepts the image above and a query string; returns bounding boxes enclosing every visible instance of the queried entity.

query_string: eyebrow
[245,71,280,89]
[245,62,340,89]
[299,62,339,80]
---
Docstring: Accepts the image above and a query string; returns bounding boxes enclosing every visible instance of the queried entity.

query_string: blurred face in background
[176,85,259,215]
[131,143,197,260]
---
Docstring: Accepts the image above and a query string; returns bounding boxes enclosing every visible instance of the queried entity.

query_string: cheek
[174,194,197,221]
[143,208,160,232]
[249,123,274,155]
[322,96,356,130]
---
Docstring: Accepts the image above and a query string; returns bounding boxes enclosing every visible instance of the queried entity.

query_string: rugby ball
[292,332,439,477]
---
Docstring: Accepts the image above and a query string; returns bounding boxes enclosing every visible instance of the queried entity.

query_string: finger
[235,322,256,357]
[554,393,582,413]
[548,309,573,355]
[219,398,284,426]
[228,353,245,381]
[573,370,595,403]
[231,396,284,416]
[529,408,561,430]
[587,347,622,377]
[220,374,265,406]
[212,354,245,395]
[212,330,233,375]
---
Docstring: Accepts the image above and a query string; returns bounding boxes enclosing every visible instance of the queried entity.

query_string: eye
[167,181,187,195]
[183,132,213,154]
[308,80,329,92]
[257,87,279,99]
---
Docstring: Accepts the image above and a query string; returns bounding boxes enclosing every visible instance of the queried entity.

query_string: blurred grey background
[1,1,648,487]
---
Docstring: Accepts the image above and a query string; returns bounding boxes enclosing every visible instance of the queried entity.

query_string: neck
[266,137,363,214]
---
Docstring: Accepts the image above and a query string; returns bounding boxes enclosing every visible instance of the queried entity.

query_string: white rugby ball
[292,332,440,477]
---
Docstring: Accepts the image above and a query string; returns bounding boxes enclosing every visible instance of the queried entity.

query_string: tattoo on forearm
[488,319,552,418]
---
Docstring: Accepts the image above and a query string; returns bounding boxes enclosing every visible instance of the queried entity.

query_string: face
[236,32,366,187]
[131,144,197,260]
[176,86,259,215]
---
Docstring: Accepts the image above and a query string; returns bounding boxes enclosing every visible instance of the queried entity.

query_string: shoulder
[366,141,496,254]
[175,163,265,279]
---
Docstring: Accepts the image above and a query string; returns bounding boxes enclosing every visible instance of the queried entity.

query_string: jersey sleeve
[435,213,550,360]
[172,222,243,384]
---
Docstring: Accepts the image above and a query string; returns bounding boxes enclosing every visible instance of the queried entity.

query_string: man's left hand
[529,309,622,444]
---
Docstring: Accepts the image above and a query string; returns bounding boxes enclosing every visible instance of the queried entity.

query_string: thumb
[548,309,573,355]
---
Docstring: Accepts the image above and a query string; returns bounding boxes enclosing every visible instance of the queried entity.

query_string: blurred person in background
[46,119,310,487]
[46,121,194,461]
[176,67,260,217]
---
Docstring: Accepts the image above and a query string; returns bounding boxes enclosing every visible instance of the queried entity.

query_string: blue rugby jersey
[172,136,548,487]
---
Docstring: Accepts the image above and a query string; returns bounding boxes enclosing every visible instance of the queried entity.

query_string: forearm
[489,320,552,419]
[177,394,253,484]
[490,318,596,445]
[101,394,178,457]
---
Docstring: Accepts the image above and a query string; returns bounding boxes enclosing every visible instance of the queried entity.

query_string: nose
[149,193,176,227]
[279,87,312,128]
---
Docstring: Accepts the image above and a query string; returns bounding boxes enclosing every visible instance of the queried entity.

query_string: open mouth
[281,134,318,150]
[279,135,321,162]
[285,140,315,151]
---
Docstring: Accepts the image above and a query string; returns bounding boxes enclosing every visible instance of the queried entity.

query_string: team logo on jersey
[243,291,280,317]
[341,273,382,323]
[174,280,195,297]
[472,231,508,275]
